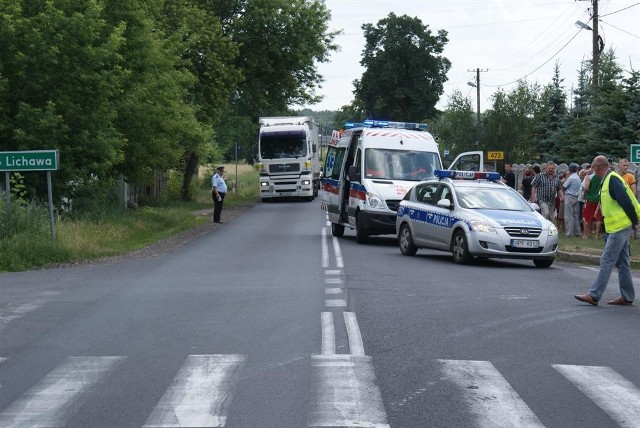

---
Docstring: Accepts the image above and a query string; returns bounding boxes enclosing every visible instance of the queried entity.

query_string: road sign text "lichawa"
[0,150,59,171]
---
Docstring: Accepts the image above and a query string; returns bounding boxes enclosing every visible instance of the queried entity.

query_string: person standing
[618,158,637,197]
[531,161,563,223]
[582,168,603,239]
[521,167,534,200]
[502,163,516,189]
[575,155,640,306]
[562,163,582,237]
[211,165,228,224]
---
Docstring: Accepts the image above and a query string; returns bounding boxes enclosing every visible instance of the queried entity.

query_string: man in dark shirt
[502,163,516,189]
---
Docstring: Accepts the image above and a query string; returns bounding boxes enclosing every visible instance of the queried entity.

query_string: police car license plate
[511,239,539,248]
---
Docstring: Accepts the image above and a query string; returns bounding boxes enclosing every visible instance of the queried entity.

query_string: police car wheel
[533,258,554,268]
[399,224,418,256]
[452,230,472,264]
[331,223,345,237]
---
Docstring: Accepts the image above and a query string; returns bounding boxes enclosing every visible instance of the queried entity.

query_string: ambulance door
[448,151,484,172]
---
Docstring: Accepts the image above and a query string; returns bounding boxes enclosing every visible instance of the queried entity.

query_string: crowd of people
[503,158,638,240]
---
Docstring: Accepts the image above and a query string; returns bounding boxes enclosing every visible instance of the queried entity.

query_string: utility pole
[467,68,488,147]
[592,0,599,87]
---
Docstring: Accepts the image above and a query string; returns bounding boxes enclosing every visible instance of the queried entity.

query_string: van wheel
[452,230,472,264]
[331,223,344,237]
[399,224,418,256]
[355,212,369,244]
[534,258,554,268]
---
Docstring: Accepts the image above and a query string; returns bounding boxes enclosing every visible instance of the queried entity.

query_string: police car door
[412,182,439,244]
[448,151,484,172]
[429,183,455,250]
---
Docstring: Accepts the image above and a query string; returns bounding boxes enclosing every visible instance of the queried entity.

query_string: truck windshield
[260,131,307,159]
[365,148,440,181]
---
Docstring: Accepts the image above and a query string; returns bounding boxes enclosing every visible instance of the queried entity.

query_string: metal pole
[476,68,481,146]
[5,171,9,211]
[592,0,599,88]
[234,143,238,194]
[47,170,55,242]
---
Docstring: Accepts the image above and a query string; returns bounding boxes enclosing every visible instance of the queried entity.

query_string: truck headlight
[302,180,311,185]
[260,181,269,187]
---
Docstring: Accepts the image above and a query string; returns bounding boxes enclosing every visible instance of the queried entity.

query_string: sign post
[487,151,504,172]
[1,150,59,241]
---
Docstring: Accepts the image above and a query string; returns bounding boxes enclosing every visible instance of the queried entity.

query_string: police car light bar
[435,170,501,181]
[344,120,429,131]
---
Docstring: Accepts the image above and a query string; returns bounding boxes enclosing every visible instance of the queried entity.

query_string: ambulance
[320,119,482,243]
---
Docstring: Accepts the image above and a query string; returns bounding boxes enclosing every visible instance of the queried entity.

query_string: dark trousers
[213,192,226,222]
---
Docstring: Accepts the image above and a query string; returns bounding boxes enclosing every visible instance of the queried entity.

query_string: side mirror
[437,199,453,209]
[348,165,361,182]
[312,143,317,154]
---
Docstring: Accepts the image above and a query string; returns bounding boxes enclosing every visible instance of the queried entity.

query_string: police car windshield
[456,186,532,211]
[365,149,439,181]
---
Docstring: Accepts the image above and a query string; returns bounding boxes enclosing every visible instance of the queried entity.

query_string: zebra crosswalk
[1,354,638,427]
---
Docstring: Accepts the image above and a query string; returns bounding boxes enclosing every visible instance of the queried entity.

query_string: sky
[299,0,640,113]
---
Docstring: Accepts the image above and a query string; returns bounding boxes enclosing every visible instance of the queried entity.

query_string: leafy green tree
[533,62,568,162]
[353,13,450,121]
[620,69,640,146]
[0,0,127,196]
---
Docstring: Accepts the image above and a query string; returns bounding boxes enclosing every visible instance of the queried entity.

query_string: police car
[396,170,558,267]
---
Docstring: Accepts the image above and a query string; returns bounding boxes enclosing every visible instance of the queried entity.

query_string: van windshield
[364,149,440,181]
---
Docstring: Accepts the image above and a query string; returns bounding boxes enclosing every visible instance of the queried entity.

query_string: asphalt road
[1,200,639,427]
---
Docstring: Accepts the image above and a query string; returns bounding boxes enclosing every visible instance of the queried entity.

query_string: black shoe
[214,220,223,224]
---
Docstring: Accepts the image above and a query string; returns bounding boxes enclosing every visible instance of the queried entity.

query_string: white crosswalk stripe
[553,364,640,428]
[0,356,126,428]
[438,359,545,428]
[144,354,246,428]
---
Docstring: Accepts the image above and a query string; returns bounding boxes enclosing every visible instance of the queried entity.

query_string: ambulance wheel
[331,223,344,237]
[452,230,472,264]
[533,258,554,268]
[355,212,369,244]
[399,224,418,256]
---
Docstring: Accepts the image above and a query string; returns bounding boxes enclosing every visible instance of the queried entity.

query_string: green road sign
[0,150,59,171]
[631,145,640,163]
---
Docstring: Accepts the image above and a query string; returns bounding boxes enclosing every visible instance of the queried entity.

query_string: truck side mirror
[348,165,361,182]
[312,143,317,154]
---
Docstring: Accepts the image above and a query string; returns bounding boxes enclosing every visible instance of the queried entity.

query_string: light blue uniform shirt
[212,173,228,193]
[563,172,581,197]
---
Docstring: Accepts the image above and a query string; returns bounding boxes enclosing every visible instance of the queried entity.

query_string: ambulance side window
[325,147,345,180]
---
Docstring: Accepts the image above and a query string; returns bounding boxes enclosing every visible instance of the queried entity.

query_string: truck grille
[269,163,300,173]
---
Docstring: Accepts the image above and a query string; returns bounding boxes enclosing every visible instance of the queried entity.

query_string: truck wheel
[451,230,472,264]
[355,212,369,244]
[331,223,344,237]
[533,258,554,268]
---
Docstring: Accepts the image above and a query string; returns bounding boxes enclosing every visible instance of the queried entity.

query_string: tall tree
[431,90,475,157]
[533,62,568,162]
[353,13,450,122]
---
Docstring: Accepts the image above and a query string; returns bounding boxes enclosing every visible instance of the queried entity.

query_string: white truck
[320,119,482,243]
[257,116,321,201]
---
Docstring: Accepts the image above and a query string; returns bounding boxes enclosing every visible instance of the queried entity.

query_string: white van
[320,120,482,243]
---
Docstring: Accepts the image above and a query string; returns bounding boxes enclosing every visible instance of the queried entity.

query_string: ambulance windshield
[260,131,307,159]
[365,149,440,181]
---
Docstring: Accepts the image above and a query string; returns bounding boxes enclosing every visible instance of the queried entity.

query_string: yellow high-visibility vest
[601,172,640,233]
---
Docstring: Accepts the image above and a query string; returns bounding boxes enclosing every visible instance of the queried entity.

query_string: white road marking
[344,312,365,356]
[308,355,389,427]
[438,359,545,428]
[321,227,329,268]
[553,364,640,428]
[144,354,245,428]
[0,357,7,364]
[321,312,336,355]
[325,299,347,307]
[0,356,125,428]
[324,277,343,284]
[332,236,344,268]
[325,288,343,295]
[324,269,341,275]
[1,301,46,329]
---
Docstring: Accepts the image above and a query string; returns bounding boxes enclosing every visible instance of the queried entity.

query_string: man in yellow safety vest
[575,155,640,306]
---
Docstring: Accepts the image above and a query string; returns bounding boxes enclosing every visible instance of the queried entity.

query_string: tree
[533,62,568,162]
[353,13,450,121]
[431,90,475,157]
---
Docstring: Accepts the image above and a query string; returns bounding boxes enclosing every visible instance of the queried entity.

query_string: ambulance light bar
[435,170,501,181]
[344,120,429,131]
